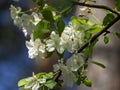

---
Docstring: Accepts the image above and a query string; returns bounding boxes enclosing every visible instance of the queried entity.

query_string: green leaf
[32,0,46,10]
[42,9,54,22]
[19,87,31,90]
[61,7,72,17]
[56,20,65,35]
[87,24,102,34]
[18,79,28,87]
[33,20,50,40]
[43,72,54,79]
[104,36,109,44]
[115,32,120,38]
[115,0,120,11]
[76,76,81,85]
[90,60,106,68]
[44,80,56,89]
[103,13,115,26]
[83,79,92,87]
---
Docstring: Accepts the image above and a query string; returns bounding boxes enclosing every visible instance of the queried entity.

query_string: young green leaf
[103,13,115,26]
[43,72,54,79]
[18,79,28,87]
[33,20,50,40]
[83,79,92,87]
[56,20,65,35]
[42,9,54,22]
[87,24,102,34]
[44,80,56,89]
[104,36,109,44]
[90,60,106,68]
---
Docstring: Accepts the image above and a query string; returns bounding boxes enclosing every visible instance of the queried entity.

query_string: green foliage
[90,60,106,68]
[104,36,109,44]
[18,79,28,87]
[61,7,72,17]
[87,24,102,34]
[33,20,50,40]
[56,20,65,35]
[103,13,115,26]
[83,78,92,87]
[42,9,54,22]
[115,32,120,38]
[44,80,57,89]
[115,0,120,11]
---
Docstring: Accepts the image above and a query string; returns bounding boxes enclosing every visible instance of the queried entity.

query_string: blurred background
[0,0,120,90]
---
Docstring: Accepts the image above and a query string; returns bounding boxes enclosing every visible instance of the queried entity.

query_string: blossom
[46,31,64,53]
[66,53,83,71]
[24,73,46,90]
[10,5,42,36]
[10,5,22,27]
[53,60,77,86]
[26,38,45,59]
[61,25,84,52]
[20,12,42,36]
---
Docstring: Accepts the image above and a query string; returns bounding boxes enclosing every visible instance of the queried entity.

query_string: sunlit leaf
[43,72,54,79]
[33,20,50,40]
[87,24,102,34]
[18,79,28,87]
[44,80,56,89]
[83,79,92,87]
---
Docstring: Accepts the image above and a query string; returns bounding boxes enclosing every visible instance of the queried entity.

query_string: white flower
[46,31,64,53]
[61,25,84,52]
[32,12,42,25]
[24,73,46,90]
[26,38,45,59]
[10,5,22,27]
[10,5,21,20]
[66,53,83,71]
[53,60,77,87]
[10,5,42,36]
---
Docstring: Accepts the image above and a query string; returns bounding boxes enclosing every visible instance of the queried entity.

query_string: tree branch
[54,1,120,82]
[71,1,120,16]
[54,15,120,83]
[77,15,120,53]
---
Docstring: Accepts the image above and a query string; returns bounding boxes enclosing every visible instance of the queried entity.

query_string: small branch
[77,15,120,53]
[71,1,120,16]
[54,2,120,82]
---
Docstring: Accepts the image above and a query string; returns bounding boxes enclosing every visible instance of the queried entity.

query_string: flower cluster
[10,3,88,89]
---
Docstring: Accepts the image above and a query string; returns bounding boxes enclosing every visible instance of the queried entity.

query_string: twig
[77,15,120,53]
[71,1,120,16]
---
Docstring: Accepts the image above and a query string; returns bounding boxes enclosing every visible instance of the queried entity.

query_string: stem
[71,1,120,16]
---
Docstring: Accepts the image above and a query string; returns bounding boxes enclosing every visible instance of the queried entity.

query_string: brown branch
[54,15,120,82]
[54,1,120,82]
[71,1,120,16]
[77,15,120,53]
